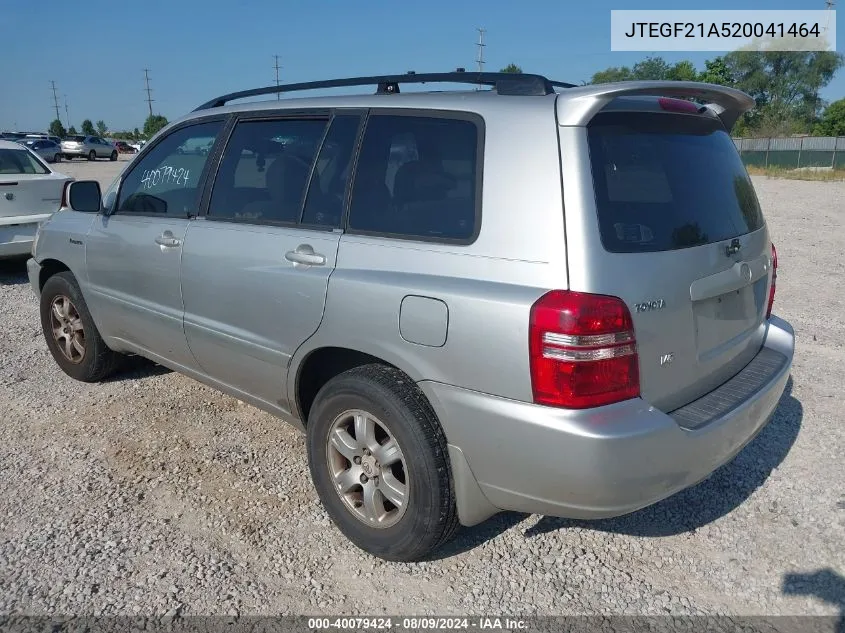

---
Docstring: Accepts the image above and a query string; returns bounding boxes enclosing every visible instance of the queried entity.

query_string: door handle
[155,232,181,248]
[285,244,326,266]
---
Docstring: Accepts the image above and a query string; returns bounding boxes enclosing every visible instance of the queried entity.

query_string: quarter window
[115,120,222,216]
[208,118,328,224]
[347,114,480,242]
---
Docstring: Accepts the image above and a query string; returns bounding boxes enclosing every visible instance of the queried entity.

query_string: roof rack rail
[193,70,576,111]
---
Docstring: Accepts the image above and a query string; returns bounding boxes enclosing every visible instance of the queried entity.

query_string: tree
[133,127,141,140]
[500,64,523,74]
[632,56,670,80]
[143,114,168,138]
[666,60,698,82]
[591,66,633,84]
[813,98,845,136]
[81,119,95,136]
[68,126,77,135]
[698,56,735,85]
[96,120,107,136]
[48,119,66,138]
[724,49,844,132]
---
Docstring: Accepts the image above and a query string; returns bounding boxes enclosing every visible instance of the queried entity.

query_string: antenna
[143,69,154,118]
[50,81,61,121]
[273,55,282,100]
[476,28,486,73]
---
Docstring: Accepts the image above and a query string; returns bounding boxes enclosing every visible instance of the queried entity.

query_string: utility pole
[143,69,154,118]
[476,28,486,73]
[50,81,61,122]
[273,55,282,99]
[64,95,70,129]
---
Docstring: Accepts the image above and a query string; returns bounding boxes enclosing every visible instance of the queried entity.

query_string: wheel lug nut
[360,474,368,484]
[353,456,361,465]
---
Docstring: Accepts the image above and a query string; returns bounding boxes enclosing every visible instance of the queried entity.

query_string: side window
[348,114,480,242]
[116,120,222,216]
[208,118,328,224]
[301,115,361,228]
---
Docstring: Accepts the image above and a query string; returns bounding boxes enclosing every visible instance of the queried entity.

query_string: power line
[64,95,70,129]
[273,55,282,100]
[476,28,486,74]
[50,80,61,122]
[143,69,154,118]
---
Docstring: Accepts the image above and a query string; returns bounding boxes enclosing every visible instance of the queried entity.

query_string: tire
[110,150,118,161]
[39,271,123,382]
[53,154,61,163]
[306,364,458,562]
[64,155,72,161]
[88,150,96,161]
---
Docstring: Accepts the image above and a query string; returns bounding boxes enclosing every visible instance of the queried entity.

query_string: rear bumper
[420,315,795,525]
[0,214,51,259]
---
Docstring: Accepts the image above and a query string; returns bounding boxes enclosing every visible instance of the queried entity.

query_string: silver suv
[27,72,795,561]
[61,135,118,161]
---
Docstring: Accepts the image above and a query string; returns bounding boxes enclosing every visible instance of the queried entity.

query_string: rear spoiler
[556,81,755,132]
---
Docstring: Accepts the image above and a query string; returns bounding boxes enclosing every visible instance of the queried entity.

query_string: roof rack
[193,70,576,111]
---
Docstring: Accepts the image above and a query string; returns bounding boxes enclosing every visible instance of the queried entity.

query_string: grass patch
[745,165,845,181]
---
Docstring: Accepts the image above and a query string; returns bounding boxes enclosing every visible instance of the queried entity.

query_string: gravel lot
[1,166,843,617]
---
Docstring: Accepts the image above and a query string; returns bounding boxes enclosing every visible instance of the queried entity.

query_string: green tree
[133,127,141,140]
[96,120,107,136]
[666,60,698,82]
[724,49,844,133]
[813,98,845,136]
[698,56,735,85]
[591,66,633,84]
[143,114,168,138]
[81,119,95,136]
[632,56,670,80]
[67,126,77,135]
[500,64,523,74]
[48,119,66,138]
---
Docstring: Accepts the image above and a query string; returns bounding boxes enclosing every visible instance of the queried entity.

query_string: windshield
[0,148,50,174]
[587,111,764,253]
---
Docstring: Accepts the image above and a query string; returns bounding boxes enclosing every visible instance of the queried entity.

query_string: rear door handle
[285,244,326,266]
[155,231,181,248]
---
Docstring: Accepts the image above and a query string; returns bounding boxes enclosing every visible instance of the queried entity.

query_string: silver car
[61,135,118,161]
[17,138,63,163]
[27,72,794,562]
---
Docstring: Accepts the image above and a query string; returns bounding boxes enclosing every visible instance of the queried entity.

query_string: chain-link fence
[733,136,845,169]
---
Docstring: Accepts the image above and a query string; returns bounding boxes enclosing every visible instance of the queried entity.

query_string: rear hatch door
[564,103,772,412]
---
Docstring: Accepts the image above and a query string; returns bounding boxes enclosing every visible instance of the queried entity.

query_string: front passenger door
[85,119,225,370]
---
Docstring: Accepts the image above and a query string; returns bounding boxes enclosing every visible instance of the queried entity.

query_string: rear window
[65,135,85,142]
[0,148,49,174]
[587,112,764,253]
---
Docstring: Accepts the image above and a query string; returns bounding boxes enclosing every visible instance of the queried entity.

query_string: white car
[0,140,72,259]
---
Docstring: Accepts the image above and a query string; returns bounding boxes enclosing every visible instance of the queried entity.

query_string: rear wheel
[110,150,118,161]
[306,364,458,561]
[53,153,61,163]
[64,155,72,161]
[88,150,96,161]
[40,272,123,382]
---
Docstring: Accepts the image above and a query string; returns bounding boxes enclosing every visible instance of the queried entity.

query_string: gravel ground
[1,172,843,617]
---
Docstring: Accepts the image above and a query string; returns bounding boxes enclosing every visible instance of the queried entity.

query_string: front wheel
[53,154,61,163]
[39,272,123,382]
[306,364,458,562]
[110,150,118,161]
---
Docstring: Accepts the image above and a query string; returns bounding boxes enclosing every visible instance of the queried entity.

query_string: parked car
[0,139,71,258]
[25,134,63,146]
[114,140,138,154]
[61,135,118,161]
[17,138,63,163]
[26,72,794,562]
[129,140,146,152]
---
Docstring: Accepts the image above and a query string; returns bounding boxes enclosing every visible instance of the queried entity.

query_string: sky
[1,0,841,132]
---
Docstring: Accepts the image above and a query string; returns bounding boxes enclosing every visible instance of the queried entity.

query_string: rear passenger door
[180,110,363,410]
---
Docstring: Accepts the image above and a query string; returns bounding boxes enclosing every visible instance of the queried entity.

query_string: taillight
[529,290,640,409]
[60,180,72,208]
[657,97,701,114]
[766,243,777,319]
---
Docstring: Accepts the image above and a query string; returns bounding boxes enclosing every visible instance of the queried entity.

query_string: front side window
[347,114,480,242]
[116,120,222,216]
[208,117,328,224]
[0,148,49,174]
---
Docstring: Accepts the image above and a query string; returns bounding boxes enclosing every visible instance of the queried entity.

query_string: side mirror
[67,180,102,213]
